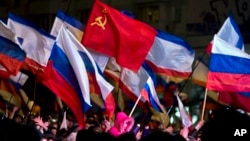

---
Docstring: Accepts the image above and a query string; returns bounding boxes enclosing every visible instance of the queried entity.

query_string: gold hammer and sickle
[90,15,107,30]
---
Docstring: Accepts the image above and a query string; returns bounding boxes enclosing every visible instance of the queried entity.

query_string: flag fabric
[68,28,114,120]
[0,21,26,75]
[218,91,250,113]
[7,13,55,75]
[206,15,244,54]
[119,68,147,108]
[0,79,22,106]
[140,74,163,112]
[60,111,68,130]
[42,26,91,129]
[82,0,157,72]
[0,67,10,79]
[0,21,20,43]
[50,10,84,42]
[119,64,163,111]
[10,71,29,88]
[176,94,192,127]
[145,30,195,78]
[50,10,109,72]
[104,69,126,111]
[206,35,250,92]
[192,59,208,87]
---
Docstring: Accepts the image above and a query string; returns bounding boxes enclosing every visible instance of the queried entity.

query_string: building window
[142,5,159,23]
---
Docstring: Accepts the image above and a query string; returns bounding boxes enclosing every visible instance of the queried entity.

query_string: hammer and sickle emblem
[90,15,107,30]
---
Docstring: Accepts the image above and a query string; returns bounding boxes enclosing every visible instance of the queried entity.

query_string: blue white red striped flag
[207,35,250,92]
[42,26,91,129]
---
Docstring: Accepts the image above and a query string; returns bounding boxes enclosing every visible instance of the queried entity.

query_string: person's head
[0,118,41,141]
[140,130,186,141]
[66,115,75,129]
[76,129,116,141]
[200,108,250,141]
[14,114,23,124]
[50,123,58,135]
[117,132,137,141]
[109,112,135,137]
[148,119,161,131]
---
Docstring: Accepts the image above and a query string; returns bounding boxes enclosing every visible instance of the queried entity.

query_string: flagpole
[160,105,173,129]
[129,94,142,117]
[201,88,208,120]
[162,51,207,125]
[178,51,206,94]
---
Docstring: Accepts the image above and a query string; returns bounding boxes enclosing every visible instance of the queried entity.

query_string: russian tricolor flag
[42,26,91,129]
[207,35,250,92]
[120,65,163,112]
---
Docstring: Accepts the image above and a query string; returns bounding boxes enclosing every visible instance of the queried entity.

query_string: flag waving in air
[51,10,109,72]
[145,30,195,78]
[0,21,26,76]
[7,13,55,76]
[82,0,157,72]
[206,15,244,54]
[207,35,250,92]
[43,26,91,128]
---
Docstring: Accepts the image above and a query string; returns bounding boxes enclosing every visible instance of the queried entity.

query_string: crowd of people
[0,105,250,141]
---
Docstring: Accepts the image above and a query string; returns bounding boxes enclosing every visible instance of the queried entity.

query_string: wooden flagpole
[201,88,208,120]
[129,94,142,117]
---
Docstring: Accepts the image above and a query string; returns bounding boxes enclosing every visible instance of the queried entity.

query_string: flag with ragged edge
[82,0,157,72]
[7,13,55,77]
[0,21,26,76]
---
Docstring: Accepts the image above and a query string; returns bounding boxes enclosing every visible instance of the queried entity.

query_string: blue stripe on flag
[0,36,26,61]
[56,10,85,31]
[209,54,250,74]
[50,44,90,112]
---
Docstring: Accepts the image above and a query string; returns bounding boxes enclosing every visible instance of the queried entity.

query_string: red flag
[218,92,250,113]
[82,0,157,72]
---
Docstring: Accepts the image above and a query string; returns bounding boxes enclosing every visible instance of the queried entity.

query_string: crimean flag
[145,30,195,78]
[82,0,157,72]
[0,21,26,76]
[7,13,55,77]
